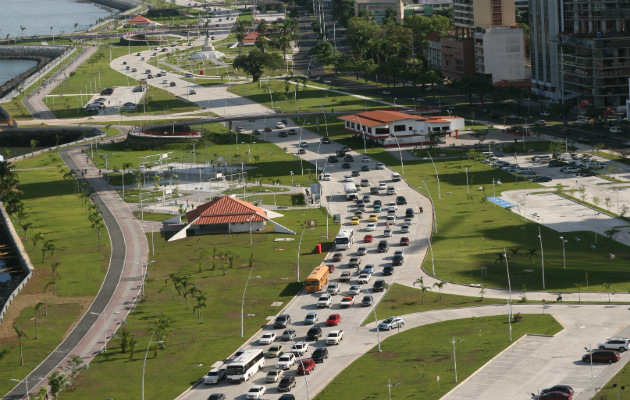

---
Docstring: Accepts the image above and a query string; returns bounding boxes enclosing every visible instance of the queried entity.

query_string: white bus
[226,349,265,383]
[334,228,354,250]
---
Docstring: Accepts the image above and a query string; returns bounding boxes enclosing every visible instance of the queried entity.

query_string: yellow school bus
[305,265,330,292]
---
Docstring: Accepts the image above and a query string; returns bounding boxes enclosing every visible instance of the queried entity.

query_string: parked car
[349,285,362,296]
[348,257,361,268]
[304,312,318,325]
[379,316,405,330]
[207,394,226,400]
[541,385,574,396]
[383,266,394,276]
[377,240,389,253]
[259,332,276,345]
[277,375,296,392]
[326,329,344,345]
[396,196,407,205]
[332,252,343,262]
[306,326,322,341]
[364,234,373,243]
[533,176,552,183]
[276,122,286,128]
[326,313,341,326]
[317,293,332,308]
[581,350,620,363]
[327,282,340,295]
[598,338,630,352]
[321,137,331,144]
[533,392,572,400]
[312,347,329,363]
[373,279,386,292]
[297,358,316,375]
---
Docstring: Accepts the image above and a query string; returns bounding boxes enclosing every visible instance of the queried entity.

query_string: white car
[276,353,296,369]
[362,156,371,162]
[597,338,630,352]
[400,225,410,233]
[349,285,362,296]
[376,163,385,170]
[327,282,340,295]
[317,293,332,308]
[276,122,285,128]
[378,183,387,191]
[366,222,376,231]
[379,316,405,331]
[383,228,392,237]
[326,330,344,345]
[358,274,371,284]
[266,369,284,383]
[246,385,266,399]
[291,342,309,356]
[204,367,226,384]
[322,173,332,181]
[323,79,331,84]
[345,175,354,182]
[259,332,276,345]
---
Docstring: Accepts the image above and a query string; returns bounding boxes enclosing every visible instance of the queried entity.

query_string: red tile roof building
[338,110,464,147]
[124,15,159,27]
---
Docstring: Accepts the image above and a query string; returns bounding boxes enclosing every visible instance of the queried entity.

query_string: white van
[391,172,401,182]
[386,186,396,195]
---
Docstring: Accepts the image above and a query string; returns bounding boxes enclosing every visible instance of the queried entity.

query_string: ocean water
[0,0,113,86]
[0,59,39,87]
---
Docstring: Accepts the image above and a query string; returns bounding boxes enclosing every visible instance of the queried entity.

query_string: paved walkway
[22,46,98,120]
[3,131,149,400]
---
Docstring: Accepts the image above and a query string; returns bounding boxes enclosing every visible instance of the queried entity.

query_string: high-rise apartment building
[530,0,630,109]
[453,0,516,37]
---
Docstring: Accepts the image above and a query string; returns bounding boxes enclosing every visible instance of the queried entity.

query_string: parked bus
[226,349,265,383]
[334,228,354,250]
[305,264,330,292]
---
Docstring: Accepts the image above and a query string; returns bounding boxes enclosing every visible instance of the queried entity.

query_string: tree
[129,336,138,358]
[309,41,341,71]
[119,327,131,353]
[90,215,105,251]
[30,139,39,154]
[20,25,26,40]
[49,371,68,399]
[413,277,429,304]
[605,228,620,241]
[51,261,61,294]
[432,281,446,301]
[34,302,44,339]
[65,354,85,391]
[254,34,269,53]
[233,50,284,82]
[20,221,33,241]
[479,285,486,302]
[13,323,28,365]
[551,102,574,125]
[193,294,207,322]
[42,239,55,262]
[603,282,611,303]
[235,21,247,54]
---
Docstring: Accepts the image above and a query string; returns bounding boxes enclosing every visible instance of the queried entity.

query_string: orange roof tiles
[339,110,426,127]
[186,196,267,225]
[127,15,156,25]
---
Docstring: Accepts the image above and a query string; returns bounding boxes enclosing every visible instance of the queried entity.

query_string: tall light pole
[504,247,513,342]
[426,152,441,200]
[390,134,405,175]
[538,227,545,289]
[560,236,566,269]
[418,217,435,275]
[387,379,401,400]
[241,266,258,337]
[142,331,164,400]
[594,212,600,243]
[420,180,437,234]
[372,305,382,352]
[296,223,310,282]
[451,336,464,382]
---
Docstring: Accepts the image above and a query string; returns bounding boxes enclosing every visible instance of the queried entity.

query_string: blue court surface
[488,197,516,208]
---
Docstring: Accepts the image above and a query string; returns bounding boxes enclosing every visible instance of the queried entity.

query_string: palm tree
[235,21,247,55]
[91,217,105,251]
[433,281,446,301]
[74,22,79,32]
[30,139,39,154]
[42,240,55,262]
[20,221,33,241]
[13,323,28,365]
[50,26,54,44]
[19,25,26,40]
[255,35,268,53]
[414,277,429,304]
[51,261,60,294]
[193,294,207,322]
[43,281,54,315]
[34,302,44,339]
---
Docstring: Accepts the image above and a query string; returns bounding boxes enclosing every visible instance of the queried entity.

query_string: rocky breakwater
[0,45,68,100]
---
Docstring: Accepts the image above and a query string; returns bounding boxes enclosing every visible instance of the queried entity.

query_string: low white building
[339,110,464,147]
[474,27,527,84]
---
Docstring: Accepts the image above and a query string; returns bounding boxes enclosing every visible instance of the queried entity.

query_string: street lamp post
[426,152,441,200]
[594,212,600,243]
[372,305,382,352]
[538,227,545,289]
[387,379,401,400]
[241,266,259,337]
[142,331,164,400]
[504,247,513,342]
[560,236,566,269]
[420,180,438,234]
[390,135,405,175]
[296,223,310,282]
[451,336,464,382]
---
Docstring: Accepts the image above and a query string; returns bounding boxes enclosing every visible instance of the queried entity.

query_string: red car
[297,358,315,375]
[582,350,620,363]
[400,237,410,246]
[534,392,572,400]
[326,313,341,326]
[364,234,373,243]
[264,127,272,132]
[327,264,335,273]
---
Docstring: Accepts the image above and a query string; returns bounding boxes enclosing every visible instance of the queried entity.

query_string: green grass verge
[0,153,110,395]
[368,283,507,324]
[56,208,333,400]
[315,314,562,400]
[594,150,630,167]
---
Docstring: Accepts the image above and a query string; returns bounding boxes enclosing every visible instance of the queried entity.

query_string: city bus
[305,264,330,292]
[226,349,265,383]
[334,228,354,250]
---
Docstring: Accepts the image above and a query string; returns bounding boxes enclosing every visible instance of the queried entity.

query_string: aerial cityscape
[0,0,629,399]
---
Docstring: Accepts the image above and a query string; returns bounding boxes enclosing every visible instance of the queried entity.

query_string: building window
[393,124,406,132]
[409,126,413,131]
[375,127,389,135]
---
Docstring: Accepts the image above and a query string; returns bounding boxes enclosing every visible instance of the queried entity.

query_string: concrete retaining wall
[91,0,136,11]
[0,45,75,103]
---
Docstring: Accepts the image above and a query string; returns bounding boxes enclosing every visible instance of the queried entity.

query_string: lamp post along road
[142,331,163,400]
[560,236,566,269]
[451,336,464,382]
[504,248,513,342]
[538,227,545,289]
[241,266,257,337]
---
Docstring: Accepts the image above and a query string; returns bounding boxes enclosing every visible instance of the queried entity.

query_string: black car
[252,129,261,135]
[312,347,329,363]
[341,162,351,169]
[306,326,322,340]
[100,88,114,95]
[361,165,371,171]
[377,240,389,253]
[351,170,360,177]
[392,255,404,266]
[533,176,552,182]
[361,295,373,306]
[383,266,394,276]
[344,154,354,162]
[373,199,382,207]
[396,196,407,205]
[278,131,288,137]
[278,395,296,400]
[328,155,339,163]
[274,314,292,329]
[405,208,414,218]
[321,137,331,144]
[207,395,226,400]
[278,376,297,392]
[332,252,343,262]
[342,145,351,152]
[336,149,346,157]
[578,170,596,177]
[541,385,574,395]
[373,279,386,292]
[548,160,567,167]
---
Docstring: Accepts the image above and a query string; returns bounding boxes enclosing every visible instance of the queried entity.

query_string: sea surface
[0,0,113,86]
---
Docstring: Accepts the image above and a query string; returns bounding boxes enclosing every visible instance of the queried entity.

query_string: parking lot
[84,85,145,115]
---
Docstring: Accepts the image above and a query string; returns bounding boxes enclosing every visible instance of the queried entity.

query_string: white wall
[476,28,527,83]
[229,221,264,233]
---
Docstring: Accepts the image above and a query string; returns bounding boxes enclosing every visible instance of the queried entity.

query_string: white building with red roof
[338,110,464,147]
[124,15,160,27]
[169,195,294,241]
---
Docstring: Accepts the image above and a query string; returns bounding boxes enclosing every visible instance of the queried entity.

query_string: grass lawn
[0,153,110,396]
[315,314,562,400]
[368,283,507,324]
[57,208,333,400]
[89,125,319,188]
[229,80,384,113]
[594,150,630,167]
